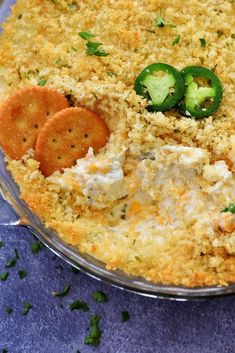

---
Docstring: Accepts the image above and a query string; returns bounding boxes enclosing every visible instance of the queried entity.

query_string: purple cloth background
[1,225,235,353]
[0,1,235,352]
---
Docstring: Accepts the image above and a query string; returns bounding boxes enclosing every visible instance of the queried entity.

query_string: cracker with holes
[35,107,110,176]
[0,86,69,160]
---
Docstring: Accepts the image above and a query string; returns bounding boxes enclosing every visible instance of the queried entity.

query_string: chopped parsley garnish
[6,307,13,315]
[70,300,89,312]
[0,272,9,281]
[5,249,19,268]
[85,41,109,57]
[122,311,130,322]
[172,34,181,46]
[0,240,3,248]
[107,71,116,77]
[92,291,108,303]
[18,270,27,279]
[71,266,80,274]
[222,203,235,214]
[217,30,224,38]
[22,302,33,316]
[79,31,109,57]
[52,285,70,297]
[18,14,22,20]
[199,38,206,47]
[231,34,235,39]
[84,315,102,347]
[55,57,62,65]
[156,10,176,28]
[38,79,47,86]
[31,242,44,254]
[78,31,95,40]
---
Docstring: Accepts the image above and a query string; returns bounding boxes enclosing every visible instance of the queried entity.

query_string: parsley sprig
[78,31,94,40]
[78,31,109,57]
[22,302,33,316]
[38,79,47,87]
[92,291,108,303]
[18,270,27,279]
[0,272,9,281]
[199,38,206,47]
[172,34,181,46]
[86,41,109,56]
[5,249,19,268]
[31,242,44,254]
[156,10,176,28]
[70,300,89,312]
[84,315,102,347]
[122,311,130,322]
[222,203,235,214]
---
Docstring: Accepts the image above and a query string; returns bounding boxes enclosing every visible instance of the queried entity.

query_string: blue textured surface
[0,0,16,24]
[0,225,235,353]
[0,1,235,352]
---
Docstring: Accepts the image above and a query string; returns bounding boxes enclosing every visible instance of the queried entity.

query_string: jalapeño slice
[134,63,185,112]
[178,66,223,119]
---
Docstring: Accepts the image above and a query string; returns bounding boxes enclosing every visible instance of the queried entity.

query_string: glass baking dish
[0,1,235,300]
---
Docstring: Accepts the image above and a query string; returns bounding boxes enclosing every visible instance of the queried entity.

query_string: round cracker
[0,86,69,160]
[35,107,110,176]
[42,89,70,118]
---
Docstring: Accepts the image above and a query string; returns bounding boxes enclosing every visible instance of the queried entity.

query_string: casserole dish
[0,0,235,300]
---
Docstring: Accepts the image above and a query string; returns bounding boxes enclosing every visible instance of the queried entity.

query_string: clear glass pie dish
[1,149,235,300]
[0,0,235,300]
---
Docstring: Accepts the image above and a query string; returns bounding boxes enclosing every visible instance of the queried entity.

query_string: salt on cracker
[0,86,69,160]
[35,107,110,176]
